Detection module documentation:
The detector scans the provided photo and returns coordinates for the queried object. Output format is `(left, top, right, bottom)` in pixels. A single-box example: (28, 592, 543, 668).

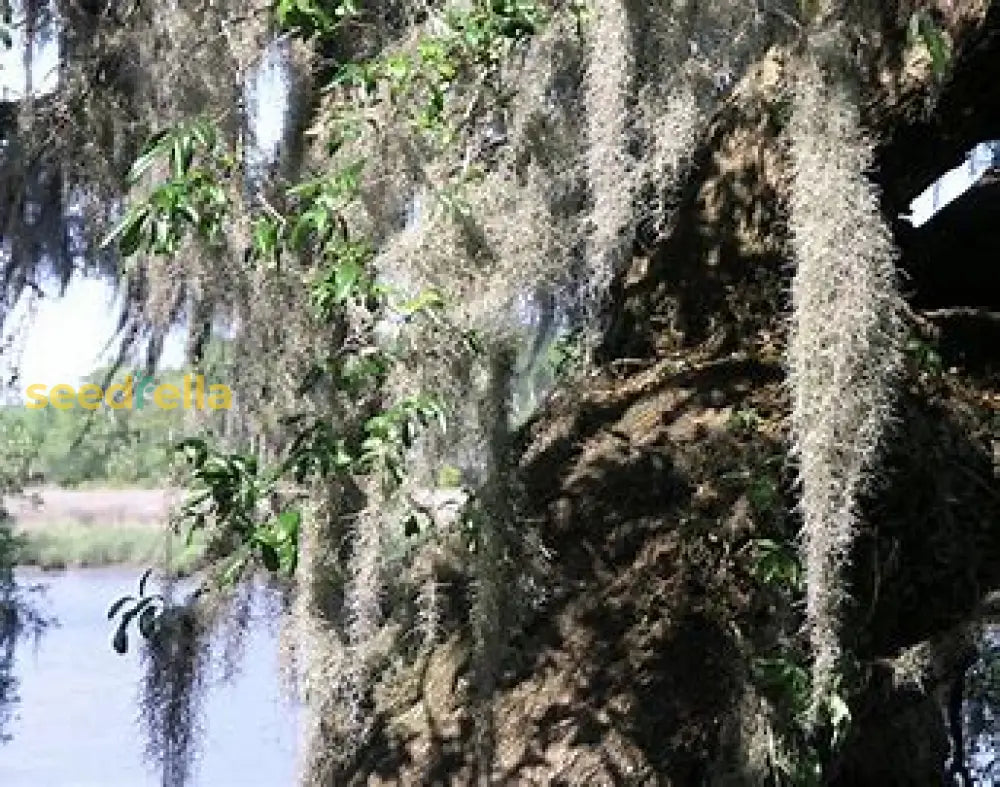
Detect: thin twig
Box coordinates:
(901, 300, 941, 338)
(765, 4, 804, 32)
(921, 307, 1000, 324)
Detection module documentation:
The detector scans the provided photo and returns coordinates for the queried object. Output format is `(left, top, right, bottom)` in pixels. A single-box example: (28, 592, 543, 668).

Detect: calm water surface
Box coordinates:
(0, 568, 298, 787)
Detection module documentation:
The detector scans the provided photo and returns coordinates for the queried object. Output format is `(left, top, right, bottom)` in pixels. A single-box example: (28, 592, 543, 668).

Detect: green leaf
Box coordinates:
(252, 217, 280, 258)
(175, 438, 208, 467)
(333, 259, 362, 302)
(396, 288, 444, 316)
(384, 54, 411, 83)
(915, 11, 951, 78)
(181, 203, 200, 227)
(189, 118, 216, 150)
(138, 567, 154, 597)
(332, 440, 354, 470)
(260, 542, 280, 572)
(286, 176, 322, 199)
(107, 595, 135, 620)
(276, 510, 301, 541)
(112, 623, 129, 654)
(100, 205, 149, 253)
(289, 214, 313, 250)
(221, 553, 247, 585)
(128, 129, 171, 184)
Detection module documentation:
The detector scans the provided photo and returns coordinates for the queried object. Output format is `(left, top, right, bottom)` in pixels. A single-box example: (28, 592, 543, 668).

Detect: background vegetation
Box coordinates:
(0, 344, 233, 488)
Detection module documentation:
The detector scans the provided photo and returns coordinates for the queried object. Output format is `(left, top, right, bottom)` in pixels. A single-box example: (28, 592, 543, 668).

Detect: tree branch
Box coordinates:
(920, 307, 1000, 324)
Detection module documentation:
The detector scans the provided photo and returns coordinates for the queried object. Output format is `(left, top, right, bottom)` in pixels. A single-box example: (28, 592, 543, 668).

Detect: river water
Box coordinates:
(0, 568, 299, 787)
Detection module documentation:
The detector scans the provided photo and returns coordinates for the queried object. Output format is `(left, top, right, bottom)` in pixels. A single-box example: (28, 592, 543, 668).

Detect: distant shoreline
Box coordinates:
(4, 488, 201, 572)
(5, 487, 180, 528)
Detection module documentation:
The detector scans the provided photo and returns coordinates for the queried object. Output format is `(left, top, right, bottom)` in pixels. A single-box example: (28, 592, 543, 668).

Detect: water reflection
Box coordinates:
(0, 568, 297, 787)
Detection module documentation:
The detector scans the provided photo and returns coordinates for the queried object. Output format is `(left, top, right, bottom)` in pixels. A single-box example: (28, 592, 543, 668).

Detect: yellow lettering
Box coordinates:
(25, 384, 48, 409)
(105, 376, 134, 410)
(153, 383, 180, 410)
(77, 384, 103, 411)
(50, 384, 76, 410)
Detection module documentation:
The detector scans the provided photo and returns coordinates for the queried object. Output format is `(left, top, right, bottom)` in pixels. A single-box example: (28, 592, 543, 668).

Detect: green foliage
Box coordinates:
(446, 0, 544, 63)
(161, 391, 448, 590)
(249, 214, 283, 265)
(253, 510, 301, 575)
(753, 651, 852, 786)
(908, 10, 952, 79)
(275, 0, 360, 38)
(755, 655, 811, 715)
(751, 537, 803, 592)
(286, 161, 364, 247)
(107, 568, 167, 654)
(728, 407, 762, 435)
(393, 287, 445, 319)
(721, 453, 783, 520)
(357, 395, 446, 489)
(437, 464, 463, 488)
(0, 405, 170, 488)
(311, 239, 374, 318)
(169, 387, 444, 581)
(325, 0, 545, 140)
(173, 438, 297, 577)
(175, 439, 261, 536)
(546, 327, 585, 381)
(747, 473, 781, 518)
(100, 118, 234, 256)
(905, 334, 943, 377)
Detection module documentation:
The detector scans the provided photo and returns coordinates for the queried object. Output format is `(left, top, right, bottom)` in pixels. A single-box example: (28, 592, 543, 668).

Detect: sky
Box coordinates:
(14, 278, 187, 391)
(904, 140, 1000, 227)
(1, 14, 288, 396)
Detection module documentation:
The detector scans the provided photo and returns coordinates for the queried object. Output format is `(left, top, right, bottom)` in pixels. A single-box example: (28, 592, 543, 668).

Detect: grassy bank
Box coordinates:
(15, 521, 205, 574)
